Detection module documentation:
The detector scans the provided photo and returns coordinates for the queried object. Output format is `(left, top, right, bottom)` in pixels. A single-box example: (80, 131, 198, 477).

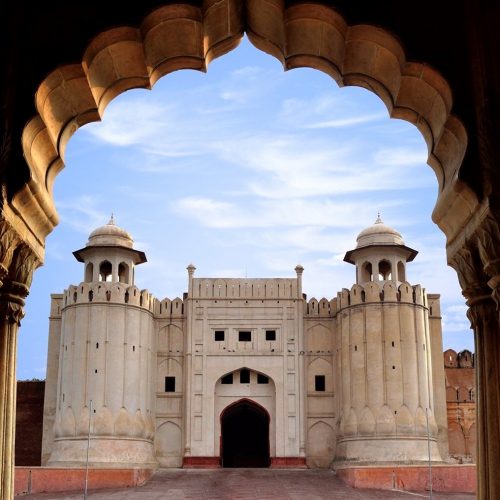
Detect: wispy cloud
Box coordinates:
(172, 196, 404, 230)
(304, 113, 387, 129)
(374, 147, 428, 166)
(57, 195, 109, 234)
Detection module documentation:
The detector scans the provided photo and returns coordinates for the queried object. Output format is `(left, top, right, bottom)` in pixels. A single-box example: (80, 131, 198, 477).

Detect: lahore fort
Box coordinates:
(2, 2, 499, 498)
(11, 216, 472, 476)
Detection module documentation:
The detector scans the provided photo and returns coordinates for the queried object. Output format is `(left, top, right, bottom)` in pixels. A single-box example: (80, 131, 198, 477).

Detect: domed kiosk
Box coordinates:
(73, 215, 146, 284)
(344, 214, 417, 284)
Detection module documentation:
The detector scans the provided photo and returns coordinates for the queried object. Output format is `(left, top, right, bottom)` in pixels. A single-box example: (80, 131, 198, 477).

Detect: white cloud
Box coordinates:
(87, 99, 168, 146)
(374, 147, 428, 166)
(172, 196, 404, 230)
(57, 196, 108, 234)
(305, 113, 387, 129)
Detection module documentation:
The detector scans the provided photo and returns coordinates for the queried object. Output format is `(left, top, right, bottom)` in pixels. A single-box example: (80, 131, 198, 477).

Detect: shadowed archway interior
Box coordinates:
(221, 399, 270, 468)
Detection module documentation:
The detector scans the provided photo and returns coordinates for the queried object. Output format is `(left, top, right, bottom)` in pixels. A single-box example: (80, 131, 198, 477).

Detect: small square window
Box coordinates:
(214, 330, 225, 341)
(221, 374, 233, 384)
(239, 330, 251, 342)
(265, 330, 276, 341)
(165, 376, 175, 392)
(257, 374, 269, 384)
(240, 369, 250, 384)
(315, 375, 325, 392)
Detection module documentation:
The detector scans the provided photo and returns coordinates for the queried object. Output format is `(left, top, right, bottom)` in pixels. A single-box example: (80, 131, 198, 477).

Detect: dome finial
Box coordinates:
(108, 213, 115, 225)
(375, 212, 383, 224)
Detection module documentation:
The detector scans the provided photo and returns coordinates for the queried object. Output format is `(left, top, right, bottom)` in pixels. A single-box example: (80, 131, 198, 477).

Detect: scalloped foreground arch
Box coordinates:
(22, 0, 476, 245)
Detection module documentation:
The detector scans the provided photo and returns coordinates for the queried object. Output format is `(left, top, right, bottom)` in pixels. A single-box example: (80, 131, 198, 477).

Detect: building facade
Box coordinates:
(444, 349, 476, 463)
(42, 216, 449, 468)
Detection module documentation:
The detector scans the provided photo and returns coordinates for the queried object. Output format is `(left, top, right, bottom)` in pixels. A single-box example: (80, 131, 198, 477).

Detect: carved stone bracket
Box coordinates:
(476, 214, 500, 311)
(0, 221, 21, 289)
(0, 226, 41, 324)
(449, 211, 500, 499)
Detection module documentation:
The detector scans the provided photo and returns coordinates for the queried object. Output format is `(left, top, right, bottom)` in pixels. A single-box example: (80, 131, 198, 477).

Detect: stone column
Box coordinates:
(452, 218, 500, 499)
(476, 215, 500, 499)
(0, 242, 37, 499)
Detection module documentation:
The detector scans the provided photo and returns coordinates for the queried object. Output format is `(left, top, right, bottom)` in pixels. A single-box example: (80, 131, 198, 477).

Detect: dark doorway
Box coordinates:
(221, 399, 270, 467)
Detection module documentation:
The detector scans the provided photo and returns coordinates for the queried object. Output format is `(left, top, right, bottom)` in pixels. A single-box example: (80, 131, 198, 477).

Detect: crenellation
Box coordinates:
(192, 277, 299, 299)
(61, 282, 157, 312)
(304, 297, 335, 317)
(335, 281, 430, 313)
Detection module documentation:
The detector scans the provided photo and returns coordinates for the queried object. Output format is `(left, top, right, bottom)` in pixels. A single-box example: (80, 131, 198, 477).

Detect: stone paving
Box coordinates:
(23, 469, 475, 500)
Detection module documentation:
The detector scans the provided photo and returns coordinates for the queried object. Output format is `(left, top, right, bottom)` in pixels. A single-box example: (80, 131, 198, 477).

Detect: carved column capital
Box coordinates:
(476, 214, 500, 310)
(0, 242, 40, 325)
(0, 221, 21, 289)
(449, 241, 492, 329)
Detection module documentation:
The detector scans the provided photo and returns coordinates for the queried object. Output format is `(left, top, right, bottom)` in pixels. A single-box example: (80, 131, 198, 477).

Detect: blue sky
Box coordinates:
(17, 36, 473, 380)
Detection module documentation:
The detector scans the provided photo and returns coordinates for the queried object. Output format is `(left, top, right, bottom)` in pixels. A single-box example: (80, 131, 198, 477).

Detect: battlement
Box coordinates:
(191, 278, 299, 299)
(304, 297, 337, 317)
(155, 297, 185, 318)
(336, 281, 428, 311)
(63, 282, 157, 313)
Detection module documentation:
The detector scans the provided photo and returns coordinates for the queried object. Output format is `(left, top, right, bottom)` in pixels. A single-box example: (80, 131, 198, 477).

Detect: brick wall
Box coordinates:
(15, 381, 45, 466)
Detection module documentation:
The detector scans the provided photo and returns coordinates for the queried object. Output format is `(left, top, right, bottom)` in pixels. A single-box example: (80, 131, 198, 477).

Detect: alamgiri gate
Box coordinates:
(41, 216, 449, 470)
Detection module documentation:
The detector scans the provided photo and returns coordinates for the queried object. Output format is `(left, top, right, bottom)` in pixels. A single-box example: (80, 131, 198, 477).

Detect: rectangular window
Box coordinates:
(240, 369, 250, 384)
(221, 374, 233, 384)
(257, 374, 269, 384)
(315, 375, 326, 392)
(165, 376, 175, 392)
(214, 330, 225, 341)
(265, 330, 276, 341)
(239, 330, 251, 342)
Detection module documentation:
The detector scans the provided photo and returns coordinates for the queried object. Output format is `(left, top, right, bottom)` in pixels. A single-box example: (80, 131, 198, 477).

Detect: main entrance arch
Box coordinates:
(221, 399, 270, 468)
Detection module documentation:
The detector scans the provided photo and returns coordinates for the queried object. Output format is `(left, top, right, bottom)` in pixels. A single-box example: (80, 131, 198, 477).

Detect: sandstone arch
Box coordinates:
(2, 2, 500, 497)
(22, 1, 476, 256)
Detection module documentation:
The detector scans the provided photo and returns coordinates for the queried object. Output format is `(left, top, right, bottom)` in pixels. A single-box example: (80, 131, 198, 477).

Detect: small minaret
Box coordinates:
(47, 217, 157, 468)
(73, 215, 146, 285)
(343, 214, 417, 285)
(335, 216, 442, 465)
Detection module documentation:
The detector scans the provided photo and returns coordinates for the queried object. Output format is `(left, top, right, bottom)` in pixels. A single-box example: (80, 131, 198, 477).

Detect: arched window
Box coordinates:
(378, 260, 392, 280)
(360, 262, 372, 282)
(85, 262, 94, 282)
(118, 262, 129, 283)
(397, 261, 406, 282)
(99, 260, 112, 282)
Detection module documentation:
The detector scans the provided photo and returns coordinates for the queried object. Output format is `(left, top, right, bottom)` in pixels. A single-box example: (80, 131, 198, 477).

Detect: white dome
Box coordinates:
(87, 216, 134, 248)
(356, 215, 404, 248)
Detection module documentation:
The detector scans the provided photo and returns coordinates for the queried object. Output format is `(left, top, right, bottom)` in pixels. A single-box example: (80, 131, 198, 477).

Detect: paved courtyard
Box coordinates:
(23, 469, 475, 499)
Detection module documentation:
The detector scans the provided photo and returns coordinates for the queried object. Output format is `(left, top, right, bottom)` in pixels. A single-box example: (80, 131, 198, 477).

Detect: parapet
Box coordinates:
(444, 348, 475, 368)
(155, 297, 185, 318)
(191, 278, 299, 299)
(304, 297, 336, 317)
(62, 282, 158, 313)
(336, 281, 428, 311)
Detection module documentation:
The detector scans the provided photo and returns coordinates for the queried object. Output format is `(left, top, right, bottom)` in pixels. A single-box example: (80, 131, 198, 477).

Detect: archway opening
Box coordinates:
(220, 399, 270, 468)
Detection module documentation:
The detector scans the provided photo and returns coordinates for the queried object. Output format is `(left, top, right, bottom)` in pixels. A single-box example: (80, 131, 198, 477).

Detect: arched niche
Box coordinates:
(359, 262, 373, 283)
(307, 421, 334, 468)
(397, 261, 406, 282)
(118, 262, 130, 284)
(155, 421, 183, 467)
(85, 262, 94, 282)
(378, 259, 392, 281)
(98, 260, 112, 282)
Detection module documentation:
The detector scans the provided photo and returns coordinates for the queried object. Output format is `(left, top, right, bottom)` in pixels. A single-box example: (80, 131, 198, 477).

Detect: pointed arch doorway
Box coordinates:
(220, 399, 270, 468)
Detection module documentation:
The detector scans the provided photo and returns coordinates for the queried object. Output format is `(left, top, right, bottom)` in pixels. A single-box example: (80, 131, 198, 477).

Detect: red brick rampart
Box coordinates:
(14, 467, 155, 496)
(336, 464, 476, 493)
